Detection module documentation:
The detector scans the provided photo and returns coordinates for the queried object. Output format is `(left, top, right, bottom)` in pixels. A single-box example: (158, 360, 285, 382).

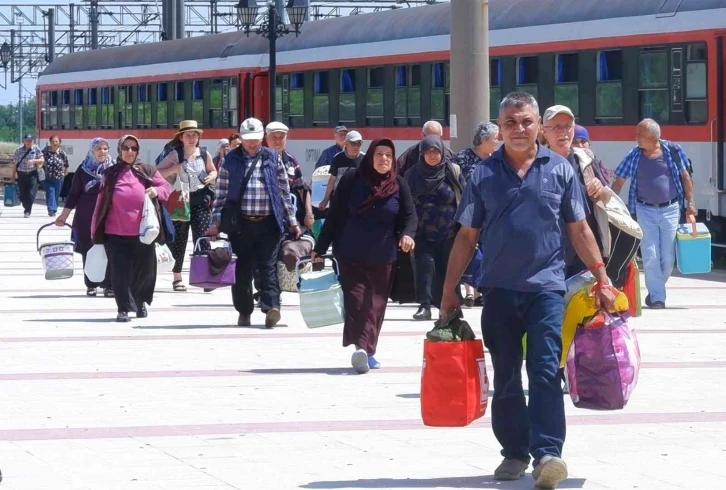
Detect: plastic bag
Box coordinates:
(156, 243, 175, 274)
(565, 310, 641, 410)
(84, 244, 108, 283)
(139, 194, 160, 245)
(421, 338, 488, 426)
(426, 309, 476, 342)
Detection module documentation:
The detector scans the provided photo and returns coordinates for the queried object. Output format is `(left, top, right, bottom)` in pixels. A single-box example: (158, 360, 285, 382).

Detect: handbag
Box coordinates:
(296, 255, 345, 328)
(421, 336, 488, 427)
(220, 151, 263, 235)
(165, 173, 191, 222)
(139, 194, 160, 245)
(37, 167, 46, 181)
(3, 184, 21, 207)
(156, 243, 175, 274)
(565, 309, 641, 410)
(189, 237, 236, 289)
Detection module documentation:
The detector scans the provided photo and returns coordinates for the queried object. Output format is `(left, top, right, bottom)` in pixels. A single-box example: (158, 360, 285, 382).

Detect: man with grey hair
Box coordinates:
(397, 120, 454, 176)
(454, 121, 499, 182)
(611, 118, 696, 309)
(440, 92, 615, 488)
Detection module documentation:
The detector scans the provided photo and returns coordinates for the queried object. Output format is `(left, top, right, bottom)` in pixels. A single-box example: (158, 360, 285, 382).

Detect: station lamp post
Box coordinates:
(236, 0, 307, 122)
(0, 41, 10, 89)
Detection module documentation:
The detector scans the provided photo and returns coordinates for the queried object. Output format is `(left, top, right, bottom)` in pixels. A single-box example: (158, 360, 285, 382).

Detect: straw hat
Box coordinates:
(176, 120, 203, 137)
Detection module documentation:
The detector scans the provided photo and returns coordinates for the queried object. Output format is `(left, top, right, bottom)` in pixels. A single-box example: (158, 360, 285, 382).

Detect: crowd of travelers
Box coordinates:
(8, 89, 698, 489)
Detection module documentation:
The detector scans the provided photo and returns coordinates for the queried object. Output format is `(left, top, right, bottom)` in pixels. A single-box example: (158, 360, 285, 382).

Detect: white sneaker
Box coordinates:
(533, 455, 568, 489)
(351, 349, 370, 374)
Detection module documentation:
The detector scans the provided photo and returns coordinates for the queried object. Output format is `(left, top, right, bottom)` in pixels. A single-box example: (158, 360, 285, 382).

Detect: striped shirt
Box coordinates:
(13, 145, 43, 173)
(614, 140, 688, 214)
(212, 149, 298, 227)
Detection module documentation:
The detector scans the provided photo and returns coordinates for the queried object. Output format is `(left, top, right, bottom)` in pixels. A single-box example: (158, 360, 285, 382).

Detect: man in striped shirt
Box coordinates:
(208, 118, 301, 328)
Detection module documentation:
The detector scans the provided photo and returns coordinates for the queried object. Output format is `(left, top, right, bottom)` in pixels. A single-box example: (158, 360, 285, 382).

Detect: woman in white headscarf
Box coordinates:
(214, 138, 229, 170)
(55, 137, 115, 297)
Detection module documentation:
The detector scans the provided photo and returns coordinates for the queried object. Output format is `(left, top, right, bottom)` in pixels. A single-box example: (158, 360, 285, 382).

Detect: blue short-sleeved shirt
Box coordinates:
(455, 144, 588, 292)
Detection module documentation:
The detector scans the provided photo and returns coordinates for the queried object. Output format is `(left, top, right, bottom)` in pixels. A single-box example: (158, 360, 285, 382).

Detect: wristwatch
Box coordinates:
(685, 199, 696, 209)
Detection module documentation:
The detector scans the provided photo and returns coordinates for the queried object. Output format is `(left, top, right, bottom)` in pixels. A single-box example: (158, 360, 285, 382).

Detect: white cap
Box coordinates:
(240, 118, 265, 140)
(345, 130, 363, 143)
(543, 105, 575, 122)
(265, 121, 289, 134)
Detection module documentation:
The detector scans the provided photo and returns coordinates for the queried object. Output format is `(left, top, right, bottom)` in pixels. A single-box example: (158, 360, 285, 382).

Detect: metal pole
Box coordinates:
(69, 3, 75, 52)
(449, 0, 489, 152)
(90, 0, 99, 49)
(9, 29, 14, 86)
(268, 6, 277, 123)
(176, 0, 185, 39)
(168, 0, 176, 40)
(17, 23, 22, 143)
(47, 8, 55, 63)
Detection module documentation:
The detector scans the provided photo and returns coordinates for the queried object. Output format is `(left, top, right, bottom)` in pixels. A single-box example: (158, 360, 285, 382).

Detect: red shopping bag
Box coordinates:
(420, 339, 489, 427)
(621, 260, 642, 318)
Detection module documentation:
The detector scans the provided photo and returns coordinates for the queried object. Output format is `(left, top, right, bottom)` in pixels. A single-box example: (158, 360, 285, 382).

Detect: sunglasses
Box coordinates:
(121, 145, 139, 152)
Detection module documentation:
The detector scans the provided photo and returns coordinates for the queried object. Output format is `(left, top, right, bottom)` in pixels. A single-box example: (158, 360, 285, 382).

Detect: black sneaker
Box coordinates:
(136, 305, 148, 318)
(650, 301, 665, 309)
(413, 307, 432, 321)
(116, 312, 130, 323)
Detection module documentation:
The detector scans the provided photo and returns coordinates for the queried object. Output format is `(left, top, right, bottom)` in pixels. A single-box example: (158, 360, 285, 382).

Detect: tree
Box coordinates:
(0, 97, 37, 143)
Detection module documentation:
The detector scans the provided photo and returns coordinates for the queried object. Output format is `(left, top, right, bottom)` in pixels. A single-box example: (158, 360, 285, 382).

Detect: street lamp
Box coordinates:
(0, 41, 10, 68)
(236, 0, 308, 122)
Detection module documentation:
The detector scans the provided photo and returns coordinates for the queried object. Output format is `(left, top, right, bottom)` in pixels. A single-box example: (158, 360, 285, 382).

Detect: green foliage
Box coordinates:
(0, 97, 37, 143)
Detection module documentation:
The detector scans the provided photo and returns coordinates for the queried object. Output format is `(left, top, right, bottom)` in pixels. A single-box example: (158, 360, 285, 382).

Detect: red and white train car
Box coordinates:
(36, 0, 726, 241)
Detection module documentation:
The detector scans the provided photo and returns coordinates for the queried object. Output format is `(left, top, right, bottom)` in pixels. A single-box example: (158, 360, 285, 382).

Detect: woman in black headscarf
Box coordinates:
(406, 134, 465, 321)
(311, 138, 417, 374)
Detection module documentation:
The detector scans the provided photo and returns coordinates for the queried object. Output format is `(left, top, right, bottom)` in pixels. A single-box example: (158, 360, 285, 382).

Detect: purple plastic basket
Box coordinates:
(188, 238, 236, 289)
(565, 311, 641, 411)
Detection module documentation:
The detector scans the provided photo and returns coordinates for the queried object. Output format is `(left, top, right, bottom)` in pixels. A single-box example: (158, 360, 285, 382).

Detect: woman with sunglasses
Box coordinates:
(91, 135, 171, 322)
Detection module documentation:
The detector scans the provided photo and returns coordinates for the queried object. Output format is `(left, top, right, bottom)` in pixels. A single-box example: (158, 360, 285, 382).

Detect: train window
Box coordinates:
(117, 85, 133, 129)
(555, 53, 578, 116)
(192, 80, 204, 125)
(157, 83, 168, 128)
(73, 89, 83, 129)
(339, 69, 356, 123)
(137, 84, 152, 128)
(40, 92, 49, 130)
(431, 62, 446, 122)
(685, 43, 707, 124)
(490, 59, 502, 119)
(367, 67, 384, 126)
(289, 72, 304, 127)
(228, 77, 238, 128)
(210, 79, 224, 128)
(48, 91, 58, 130)
(596, 50, 623, 123)
(516, 56, 538, 99)
(394, 65, 421, 127)
(61, 90, 71, 129)
(87, 88, 98, 129)
(314, 71, 329, 125)
(174, 82, 185, 126)
(639, 49, 669, 123)
(101, 87, 114, 128)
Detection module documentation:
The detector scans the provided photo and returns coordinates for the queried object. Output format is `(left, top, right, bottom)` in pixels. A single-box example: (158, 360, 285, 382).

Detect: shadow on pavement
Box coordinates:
(246, 367, 359, 376)
(300, 475, 586, 489)
(132, 324, 289, 330)
(24, 318, 119, 323)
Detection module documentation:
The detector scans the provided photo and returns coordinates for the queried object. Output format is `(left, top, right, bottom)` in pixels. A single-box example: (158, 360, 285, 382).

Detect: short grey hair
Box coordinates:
(422, 120, 443, 136)
(473, 121, 499, 147)
(499, 92, 540, 117)
(640, 118, 661, 138)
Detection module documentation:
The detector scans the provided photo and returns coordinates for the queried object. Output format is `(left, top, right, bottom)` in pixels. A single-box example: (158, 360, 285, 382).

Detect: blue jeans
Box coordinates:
(480, 288, 566, 465)
(43, 177, 63, 213)
(636, 202, 679, 303)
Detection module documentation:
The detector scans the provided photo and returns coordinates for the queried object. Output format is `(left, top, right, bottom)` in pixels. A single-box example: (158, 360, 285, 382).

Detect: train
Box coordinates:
(36, 0, 726, 243)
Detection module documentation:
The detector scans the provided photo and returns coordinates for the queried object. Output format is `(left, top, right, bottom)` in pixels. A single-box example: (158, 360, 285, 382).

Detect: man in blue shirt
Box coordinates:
(314, 126, 348, 169)
(440, 92, 615, 489)
(611, 119, 696, 309)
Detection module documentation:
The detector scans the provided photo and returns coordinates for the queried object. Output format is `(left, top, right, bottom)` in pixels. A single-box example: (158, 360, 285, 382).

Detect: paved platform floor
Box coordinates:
(1, 203, 726, 490)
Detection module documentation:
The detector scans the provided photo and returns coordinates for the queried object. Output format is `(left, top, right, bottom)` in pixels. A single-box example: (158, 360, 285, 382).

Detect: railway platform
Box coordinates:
(1, 203, 725, 490)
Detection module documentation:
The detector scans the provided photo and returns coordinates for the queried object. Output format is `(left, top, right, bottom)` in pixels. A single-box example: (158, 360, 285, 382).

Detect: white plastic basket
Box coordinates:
(36, 223, 75, 280)
(295, 255, 344, 328)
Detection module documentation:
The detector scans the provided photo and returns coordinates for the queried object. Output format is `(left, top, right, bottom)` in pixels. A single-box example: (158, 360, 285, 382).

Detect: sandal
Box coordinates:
(86, 288, 97, 297)
(103, 288, 114, 298)
(172, 280, 187, 292)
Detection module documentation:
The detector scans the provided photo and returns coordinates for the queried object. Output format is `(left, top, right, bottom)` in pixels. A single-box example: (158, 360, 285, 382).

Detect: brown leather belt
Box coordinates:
(241, 215, 270, 222)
